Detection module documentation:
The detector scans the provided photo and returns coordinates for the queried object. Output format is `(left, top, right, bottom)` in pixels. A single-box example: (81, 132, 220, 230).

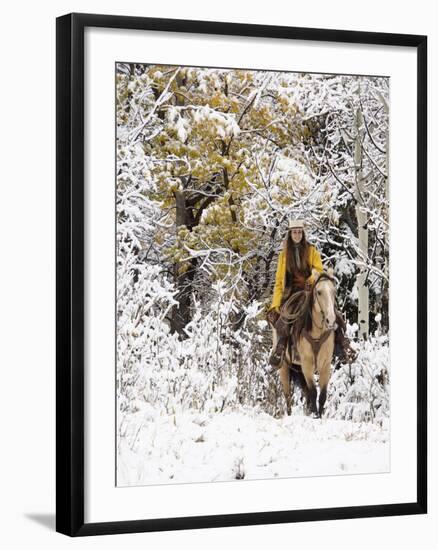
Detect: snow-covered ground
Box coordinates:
(117, 406, 389, 486)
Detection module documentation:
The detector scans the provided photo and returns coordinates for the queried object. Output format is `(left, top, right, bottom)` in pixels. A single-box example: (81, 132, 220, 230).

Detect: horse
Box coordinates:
(275, 268, 337, 418)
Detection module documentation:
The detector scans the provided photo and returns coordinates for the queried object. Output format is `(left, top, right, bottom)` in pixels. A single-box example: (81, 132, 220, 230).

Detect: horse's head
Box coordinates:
(311, 268, 337, 331)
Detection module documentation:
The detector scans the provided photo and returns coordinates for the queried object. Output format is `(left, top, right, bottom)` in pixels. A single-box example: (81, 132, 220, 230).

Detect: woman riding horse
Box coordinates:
(266, 219, 349, 370)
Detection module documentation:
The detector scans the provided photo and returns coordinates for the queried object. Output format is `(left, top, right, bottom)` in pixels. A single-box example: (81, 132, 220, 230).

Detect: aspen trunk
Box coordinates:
(354, 109, 369, 340)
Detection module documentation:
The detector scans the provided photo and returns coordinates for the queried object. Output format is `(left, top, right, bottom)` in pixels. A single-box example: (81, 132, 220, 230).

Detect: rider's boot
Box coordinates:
(268, 336, 287, 367)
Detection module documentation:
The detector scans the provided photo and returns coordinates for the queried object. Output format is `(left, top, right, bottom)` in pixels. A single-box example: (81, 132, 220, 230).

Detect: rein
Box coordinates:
(312, 294, 325, 330)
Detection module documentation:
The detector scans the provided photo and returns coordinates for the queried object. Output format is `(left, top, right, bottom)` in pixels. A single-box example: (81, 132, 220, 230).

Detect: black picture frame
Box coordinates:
(56, 12, 427, 537)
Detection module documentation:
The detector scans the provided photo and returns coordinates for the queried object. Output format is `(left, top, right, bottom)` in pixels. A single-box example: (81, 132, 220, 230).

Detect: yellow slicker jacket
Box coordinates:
(269, 244, 324, 312)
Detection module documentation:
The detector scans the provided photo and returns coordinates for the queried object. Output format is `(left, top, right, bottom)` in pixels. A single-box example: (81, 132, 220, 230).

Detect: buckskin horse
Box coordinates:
(275, 268, 338, 417)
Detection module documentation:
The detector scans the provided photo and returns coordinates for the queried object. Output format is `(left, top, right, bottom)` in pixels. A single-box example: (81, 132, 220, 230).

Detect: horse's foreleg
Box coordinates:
(318, 360, 332, 418)
(306, 384, 317, 416)
(279, 362, 292, 416)
(301, 355, 317, 416)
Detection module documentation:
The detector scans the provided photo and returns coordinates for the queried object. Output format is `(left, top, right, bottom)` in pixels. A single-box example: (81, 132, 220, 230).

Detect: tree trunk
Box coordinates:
(354, 108, 369, 340)
(170, 190, 197, 336)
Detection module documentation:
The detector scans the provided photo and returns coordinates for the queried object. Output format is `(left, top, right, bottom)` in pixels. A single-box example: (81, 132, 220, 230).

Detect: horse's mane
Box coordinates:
(280, 272, 336, 342)
(291, 292, 313, 342)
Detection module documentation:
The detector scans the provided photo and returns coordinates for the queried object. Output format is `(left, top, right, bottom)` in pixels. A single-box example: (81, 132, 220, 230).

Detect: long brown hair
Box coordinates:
(284, 229, 311, 284)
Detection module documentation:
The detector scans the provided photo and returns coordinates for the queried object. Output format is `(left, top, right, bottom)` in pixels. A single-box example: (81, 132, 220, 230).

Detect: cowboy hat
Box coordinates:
(288, 219, 305, 229)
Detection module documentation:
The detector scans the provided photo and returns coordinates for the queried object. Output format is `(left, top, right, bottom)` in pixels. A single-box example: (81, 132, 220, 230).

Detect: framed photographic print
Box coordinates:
(56, 12, 427, 536)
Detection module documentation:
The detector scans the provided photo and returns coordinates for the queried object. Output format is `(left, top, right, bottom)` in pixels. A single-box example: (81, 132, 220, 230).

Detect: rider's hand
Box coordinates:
(267, 309, 280, 326)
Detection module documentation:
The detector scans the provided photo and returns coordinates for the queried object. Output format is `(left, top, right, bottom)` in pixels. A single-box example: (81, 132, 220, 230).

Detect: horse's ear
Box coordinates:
(327, 267, 334, 278)
(312, 268, 321, 281)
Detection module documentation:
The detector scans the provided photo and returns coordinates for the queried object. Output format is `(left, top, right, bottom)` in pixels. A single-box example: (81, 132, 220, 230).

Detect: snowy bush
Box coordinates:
(326, 329, 390, 423)
(117, 273, 274, 419)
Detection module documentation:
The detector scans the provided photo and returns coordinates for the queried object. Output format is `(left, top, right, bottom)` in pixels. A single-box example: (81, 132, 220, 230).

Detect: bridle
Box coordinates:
(310, 274, 337, 331)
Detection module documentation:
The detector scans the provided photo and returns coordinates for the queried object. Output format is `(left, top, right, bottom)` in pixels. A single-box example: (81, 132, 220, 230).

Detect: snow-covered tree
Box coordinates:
(115, 65, 390, 478)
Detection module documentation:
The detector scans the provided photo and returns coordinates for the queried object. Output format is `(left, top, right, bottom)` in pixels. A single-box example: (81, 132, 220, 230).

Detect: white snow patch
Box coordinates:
(117, 407, 389, 486)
